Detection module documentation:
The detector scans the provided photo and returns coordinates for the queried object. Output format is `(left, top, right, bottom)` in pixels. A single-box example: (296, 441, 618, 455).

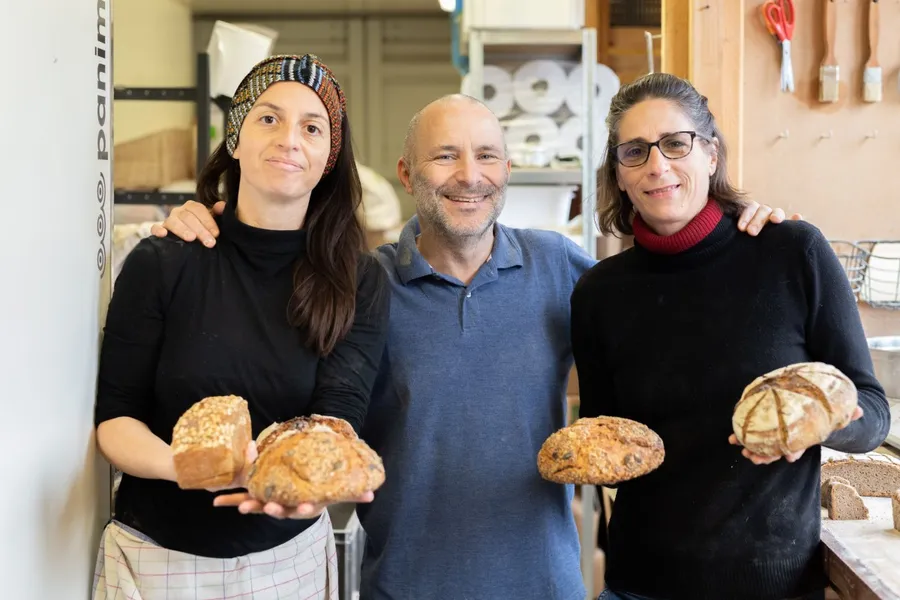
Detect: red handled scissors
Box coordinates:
(763, 0, 794, 42)
(761, 0, 795, 92)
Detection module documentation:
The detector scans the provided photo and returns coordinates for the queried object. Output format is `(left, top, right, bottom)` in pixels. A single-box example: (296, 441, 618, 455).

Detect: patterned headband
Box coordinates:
(225, 54, 346, 175)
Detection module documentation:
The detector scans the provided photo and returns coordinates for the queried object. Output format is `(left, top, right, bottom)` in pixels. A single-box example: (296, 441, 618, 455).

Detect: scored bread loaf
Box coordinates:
(171, 395, 252, 490)
(537, 416, 665, 486)
(827, 481, 869, 520)
(247, 416, 385, 506)
(820, 454, 900, 498)
(731, 362, 858, 457)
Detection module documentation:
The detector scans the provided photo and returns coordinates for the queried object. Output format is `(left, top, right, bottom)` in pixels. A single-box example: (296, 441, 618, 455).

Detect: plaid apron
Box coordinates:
(92, 511, 338, 600)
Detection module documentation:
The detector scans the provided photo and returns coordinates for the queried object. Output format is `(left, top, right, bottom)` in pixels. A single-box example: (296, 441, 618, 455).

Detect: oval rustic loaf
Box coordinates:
(537, 416, 665, 486)
(732, 362, 858, 457)
(247, 420, 385, 506)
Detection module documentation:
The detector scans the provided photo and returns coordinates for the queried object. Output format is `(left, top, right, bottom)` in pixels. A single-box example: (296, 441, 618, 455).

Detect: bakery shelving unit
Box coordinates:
(113, 51, 213, 205)
(466, 26, 599, 599)
(465, 27, 599, 260)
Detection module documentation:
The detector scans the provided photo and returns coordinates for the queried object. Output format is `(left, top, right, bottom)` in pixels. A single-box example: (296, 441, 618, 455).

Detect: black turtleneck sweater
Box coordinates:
(95, 201, 390, 558)
(570, 205, 890, 600)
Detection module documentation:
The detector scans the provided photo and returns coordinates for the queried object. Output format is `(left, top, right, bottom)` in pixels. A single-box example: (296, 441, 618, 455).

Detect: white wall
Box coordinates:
(113, 0, 194, 143)
(0, 0, 112, 598)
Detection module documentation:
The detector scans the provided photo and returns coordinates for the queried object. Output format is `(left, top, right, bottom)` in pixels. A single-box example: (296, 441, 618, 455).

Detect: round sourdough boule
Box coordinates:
(732, 362, 858, 457)
(256, 414, 358, 455)
(247, 429, 385, 506)
(537, 416, 665, 485)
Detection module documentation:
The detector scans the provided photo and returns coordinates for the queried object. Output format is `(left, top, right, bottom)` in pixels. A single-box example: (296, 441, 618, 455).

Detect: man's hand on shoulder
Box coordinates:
(737, 201, 803, 236)
(150, 200, 225, 247)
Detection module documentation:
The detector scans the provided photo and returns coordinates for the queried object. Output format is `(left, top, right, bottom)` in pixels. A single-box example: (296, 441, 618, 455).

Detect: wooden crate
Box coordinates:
(113, 128, 194, 190)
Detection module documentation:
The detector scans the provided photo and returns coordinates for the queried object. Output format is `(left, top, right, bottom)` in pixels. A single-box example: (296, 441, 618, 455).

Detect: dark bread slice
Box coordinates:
(821, 475, 851, 509)
(820, 455, 900, 497)
(827, 482, 869, 520)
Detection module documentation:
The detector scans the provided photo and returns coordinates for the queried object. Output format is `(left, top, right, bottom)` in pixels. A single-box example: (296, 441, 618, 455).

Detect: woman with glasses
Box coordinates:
(572, 73, 890, 600)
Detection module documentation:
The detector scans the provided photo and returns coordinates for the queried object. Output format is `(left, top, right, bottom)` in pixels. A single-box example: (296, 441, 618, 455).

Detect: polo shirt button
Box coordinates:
(466, 292, 472, 298)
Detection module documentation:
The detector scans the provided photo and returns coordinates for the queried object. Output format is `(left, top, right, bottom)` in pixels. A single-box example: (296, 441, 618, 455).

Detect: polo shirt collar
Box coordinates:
(394, 215, 524, 285)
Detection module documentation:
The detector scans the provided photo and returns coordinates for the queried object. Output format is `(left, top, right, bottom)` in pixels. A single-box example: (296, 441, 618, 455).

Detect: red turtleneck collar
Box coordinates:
(632, 199, 724, 255)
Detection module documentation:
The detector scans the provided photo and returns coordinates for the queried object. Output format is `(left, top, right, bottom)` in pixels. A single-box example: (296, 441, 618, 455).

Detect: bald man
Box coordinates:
(150, 94, 794, 600)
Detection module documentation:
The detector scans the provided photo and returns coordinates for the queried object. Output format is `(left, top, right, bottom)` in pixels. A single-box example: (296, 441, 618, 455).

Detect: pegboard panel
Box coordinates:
(741, 0, 900, 241)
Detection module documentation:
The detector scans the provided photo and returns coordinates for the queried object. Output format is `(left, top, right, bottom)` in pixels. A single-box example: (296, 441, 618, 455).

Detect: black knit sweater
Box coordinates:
(570, 212, 890, 600)
(95, 201, 390, 558)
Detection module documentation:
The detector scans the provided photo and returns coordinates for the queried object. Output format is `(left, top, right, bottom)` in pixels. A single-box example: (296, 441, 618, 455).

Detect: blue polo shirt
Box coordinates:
(358, 216, 597, 600)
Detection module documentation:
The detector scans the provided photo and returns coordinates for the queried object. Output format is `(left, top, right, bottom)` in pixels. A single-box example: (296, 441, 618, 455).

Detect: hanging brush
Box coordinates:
(819, 0, 839, 103)
(863, 0, 882, 103)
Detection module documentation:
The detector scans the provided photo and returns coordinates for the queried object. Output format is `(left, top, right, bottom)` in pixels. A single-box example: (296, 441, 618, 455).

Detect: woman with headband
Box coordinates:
(92, 54, 390, 599)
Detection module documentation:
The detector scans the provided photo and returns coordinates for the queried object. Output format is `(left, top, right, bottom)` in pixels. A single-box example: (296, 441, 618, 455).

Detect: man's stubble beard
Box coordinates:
(410, 169, 506, 244)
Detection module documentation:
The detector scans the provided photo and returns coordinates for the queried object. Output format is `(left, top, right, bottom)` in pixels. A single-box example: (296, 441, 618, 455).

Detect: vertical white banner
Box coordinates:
(97, 0, 113, 328)
(97, 0, 116, 527)
(0, 0, 113, 597)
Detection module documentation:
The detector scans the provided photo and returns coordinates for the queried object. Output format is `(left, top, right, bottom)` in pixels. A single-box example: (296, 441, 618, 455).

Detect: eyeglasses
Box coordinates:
(612, 131, 707, 168)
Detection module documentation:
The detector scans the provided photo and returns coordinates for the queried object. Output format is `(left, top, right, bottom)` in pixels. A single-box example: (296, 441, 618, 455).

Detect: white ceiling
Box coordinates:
(184, 0, 443, 15)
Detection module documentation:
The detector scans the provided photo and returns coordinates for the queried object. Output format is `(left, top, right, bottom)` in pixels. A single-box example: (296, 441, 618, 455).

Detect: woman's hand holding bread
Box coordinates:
(213, 489, 375, 520)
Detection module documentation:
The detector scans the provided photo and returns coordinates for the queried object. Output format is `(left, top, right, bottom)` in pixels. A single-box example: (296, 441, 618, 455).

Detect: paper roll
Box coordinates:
(513, 60, 568, 116)
(504, 115, 561, 168)
(566, 63, 620, 116)
(461, 65, 515, 118)
(558, 116, 609, 169)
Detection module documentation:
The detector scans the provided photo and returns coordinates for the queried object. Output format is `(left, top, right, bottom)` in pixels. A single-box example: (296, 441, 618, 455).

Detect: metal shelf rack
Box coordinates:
(112, 52, 212, 205)
(466, 26, 600, 600)
(465, 27, 599, 261)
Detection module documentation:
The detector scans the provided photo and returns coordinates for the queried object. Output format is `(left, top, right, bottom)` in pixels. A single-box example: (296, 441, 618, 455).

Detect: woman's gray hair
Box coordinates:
(597, 72, 746, 236)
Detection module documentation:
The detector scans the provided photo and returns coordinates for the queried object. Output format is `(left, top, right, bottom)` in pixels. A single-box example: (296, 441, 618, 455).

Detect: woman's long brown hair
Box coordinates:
(195, 116, 366, 356)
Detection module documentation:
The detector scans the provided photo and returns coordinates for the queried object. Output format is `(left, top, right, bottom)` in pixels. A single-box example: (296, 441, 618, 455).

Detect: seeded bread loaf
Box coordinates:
(256, 414, 357, 455)
(820, 455, 900, 497)
(892, 489, 900, 532)
(821, 475, 851, 509)
(171, 395, 252, 490)
(732, 362, 858, 457)
(827, 481, 870, 520)
(247, 421, 385, 506)
(537, 416, 665, 486)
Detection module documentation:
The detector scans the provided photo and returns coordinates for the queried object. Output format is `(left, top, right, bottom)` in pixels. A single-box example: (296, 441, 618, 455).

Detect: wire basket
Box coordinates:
(829, 240, 900, 309)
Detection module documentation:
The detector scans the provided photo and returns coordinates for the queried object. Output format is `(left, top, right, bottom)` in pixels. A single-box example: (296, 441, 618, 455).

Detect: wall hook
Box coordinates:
(865, 130, 879, 139)
(819, 130, 833, 140)
(699, 4, 710, 10)
(777, 129, 790, 139)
